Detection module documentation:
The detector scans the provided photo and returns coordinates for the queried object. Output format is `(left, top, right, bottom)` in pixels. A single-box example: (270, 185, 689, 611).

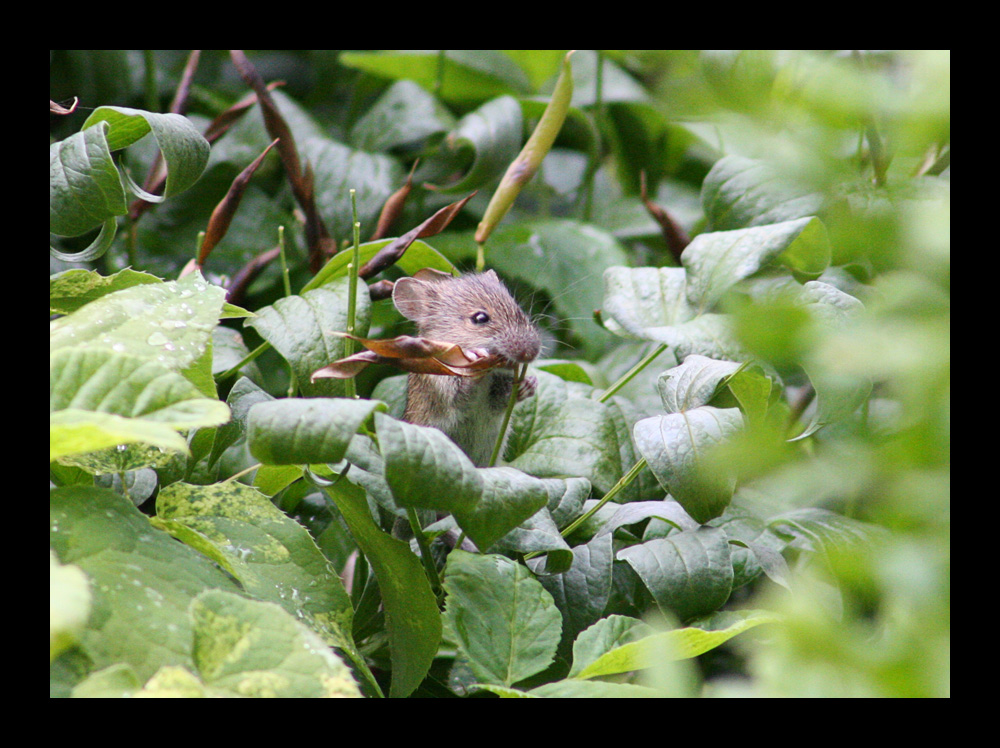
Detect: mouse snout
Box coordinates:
(504, 330, 541, 364)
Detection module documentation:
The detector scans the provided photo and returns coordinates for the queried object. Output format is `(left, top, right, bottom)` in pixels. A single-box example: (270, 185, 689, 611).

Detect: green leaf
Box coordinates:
(376, 411, 483, 511)
(50, 551, 92, 662)
(535, 533, 614, 649)
(49, 122, 126, 237)
(152, 482, 364, 681)
(299, 135, 404, 242)
(683, 217, 832, 313)
(571, 610, 779, 679)
(50, 409, 190, 461)
(50, 348, 230, 462)
(796, 281, 873, 439)
(339, 50, 530, 104)
(246, 277, 370, 398)
(508, 371, 624, 494)
(247, 398, 386, 465)
(350, 79, 456, 152)
(82, 106, 209, 198)
(49, 486, 241, 681)
(568, 614, 655, 677)
(656, 354, 742, 413)
(376, 413, 549, 550)
(702, 155, 825, 231)
(600, 266, 747, 362)
(321, 478, 440, 699)
(725, 365, 773, 427)
(302, 239, 457, 293)
(436, 95, 523, 193)
(617, 526, 734, 620)
(633, 407, 744, 523)
(460, 467, 550, 552)
(49, 268, 164, 316)
(188, 590, 361, 697)
(769, 507, 886, 555)
(444, 550, 561, 687)
(49, 272, 227, 371)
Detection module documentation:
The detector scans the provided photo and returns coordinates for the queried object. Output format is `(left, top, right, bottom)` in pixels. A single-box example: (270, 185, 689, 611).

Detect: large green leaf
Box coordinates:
(570, 610, 779, 679)
(600, 266, 746, 362)
(535, 533, 614, 650)
(151, 481, 365, 684)
(49, 122, 125, 238)
(444, 550, 561, 687)
(49, 486, 241, 681)
(246, 277, 370, 398)
(702, 155, 825, 231)
(436, 95, 523, 193)
(682, 217, 831, 313)
(49, 348, 230, 462)
(321, 477, 440, 699)
(633, 407, 744, 523)
(655, 354, 742, 413)
(187, 591, 361, 697)
(617, 526, 734, 620)
(350, 79, 456, 152)
(72, 591, 361, 697)
(247, 397, 386, 465)
(339, 50, 531, 104)
(49, 268, 163, 315)
(508, 371, 623, 494)
(376, 413, 548, 550)
(50, 271, 226, 370)
(796, 281, 873, 439)
(82, 106, 209, 199)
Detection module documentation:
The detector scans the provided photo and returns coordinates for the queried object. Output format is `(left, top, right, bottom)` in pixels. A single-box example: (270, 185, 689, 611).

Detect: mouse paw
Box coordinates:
(517, 375, 538, 402)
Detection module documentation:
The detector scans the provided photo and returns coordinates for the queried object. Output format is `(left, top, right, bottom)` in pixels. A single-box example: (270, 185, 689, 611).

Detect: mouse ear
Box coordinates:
(392, 277, 428, 320)
(412, 268, 454, 284)
(482, 269, 499, 283)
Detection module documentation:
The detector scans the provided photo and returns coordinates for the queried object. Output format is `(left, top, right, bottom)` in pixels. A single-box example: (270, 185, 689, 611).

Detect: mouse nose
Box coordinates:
(510, 332, 541, 363)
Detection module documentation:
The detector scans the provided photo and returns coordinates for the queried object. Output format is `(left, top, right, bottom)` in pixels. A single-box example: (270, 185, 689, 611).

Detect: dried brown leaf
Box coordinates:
(358, 192, 476, 279)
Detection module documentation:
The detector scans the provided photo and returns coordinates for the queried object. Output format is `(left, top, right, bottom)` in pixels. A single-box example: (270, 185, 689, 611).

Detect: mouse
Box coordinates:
(392, 268, 542, 467)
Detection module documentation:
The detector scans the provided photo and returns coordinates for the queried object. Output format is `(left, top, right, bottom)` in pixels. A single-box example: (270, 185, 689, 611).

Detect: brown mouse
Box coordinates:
(393, 268, 542, 466)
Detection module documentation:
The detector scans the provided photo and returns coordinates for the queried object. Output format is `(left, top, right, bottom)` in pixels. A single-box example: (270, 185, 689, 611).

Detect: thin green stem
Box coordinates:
(598, 343, 668, 403)
(214, 341, 270, 382)
(224, 463, 262, 483)
(475, 241, 486, 273)
(407, 507, 443, 595)
(345, 191, 362, 399)
(489, 363, 527, 467)
(525, 457, 647, 560)
(277, 225, 291, 298)
(142, 50, 158, 113)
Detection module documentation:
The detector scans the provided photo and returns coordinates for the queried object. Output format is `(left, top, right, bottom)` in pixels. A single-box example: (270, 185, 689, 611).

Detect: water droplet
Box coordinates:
(147, 332, 169, 346)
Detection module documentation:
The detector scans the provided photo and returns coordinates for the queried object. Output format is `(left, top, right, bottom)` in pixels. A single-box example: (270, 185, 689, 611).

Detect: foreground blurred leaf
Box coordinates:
(50, 486, 241, 681)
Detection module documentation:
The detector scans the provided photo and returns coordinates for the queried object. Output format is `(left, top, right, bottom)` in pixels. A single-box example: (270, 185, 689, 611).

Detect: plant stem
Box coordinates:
(407, 507, 442, 595)
(598, 343, 667, 403)
(345, 191, 361, 399)
(277, 225, 291, 298)
(488, 363, 527, 467)
(524, 457, 647, 560)
(214, 341, 270, 382)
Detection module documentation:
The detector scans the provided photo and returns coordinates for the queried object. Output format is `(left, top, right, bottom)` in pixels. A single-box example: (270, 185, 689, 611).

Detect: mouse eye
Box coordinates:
(471, 311, 490, 325)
